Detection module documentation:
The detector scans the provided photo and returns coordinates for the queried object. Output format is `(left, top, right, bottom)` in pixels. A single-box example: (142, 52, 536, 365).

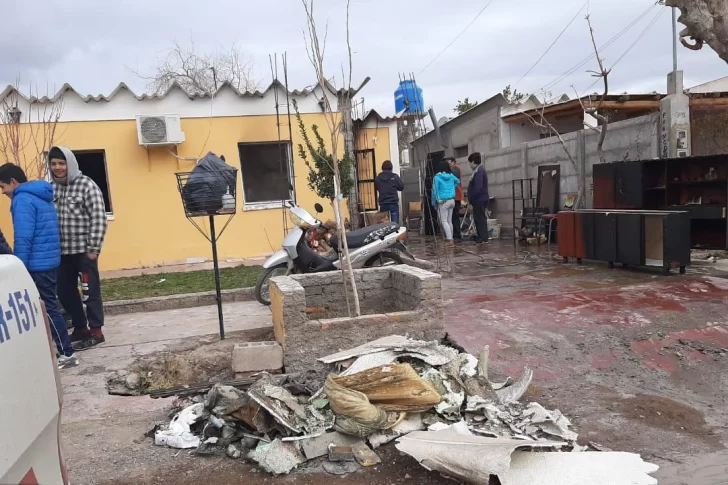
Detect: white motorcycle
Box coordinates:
(255, 202, 414, 305)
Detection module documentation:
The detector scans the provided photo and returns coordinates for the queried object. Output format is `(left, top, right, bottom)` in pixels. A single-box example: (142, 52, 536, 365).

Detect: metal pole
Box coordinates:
(672, 7, 678, 71)
(209, 215, 225, 340)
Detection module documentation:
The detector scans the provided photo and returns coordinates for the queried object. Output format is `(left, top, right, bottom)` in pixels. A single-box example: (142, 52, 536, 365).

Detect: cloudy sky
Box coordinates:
(2, 0, 726, 118)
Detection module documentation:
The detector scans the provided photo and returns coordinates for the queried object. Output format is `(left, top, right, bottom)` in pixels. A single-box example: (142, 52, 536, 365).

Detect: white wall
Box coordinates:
(1, 83, 335, 123)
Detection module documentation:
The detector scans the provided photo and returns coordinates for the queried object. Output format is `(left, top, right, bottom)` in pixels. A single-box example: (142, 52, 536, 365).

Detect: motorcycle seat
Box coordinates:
(330, 222, 400, 249)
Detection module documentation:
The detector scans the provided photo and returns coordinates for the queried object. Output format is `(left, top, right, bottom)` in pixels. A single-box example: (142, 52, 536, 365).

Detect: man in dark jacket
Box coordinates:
(0, 226, 11, 254)
(0, 163, 77, 368)
(374, 160, 404, 224)
(467, 152, 490, 243)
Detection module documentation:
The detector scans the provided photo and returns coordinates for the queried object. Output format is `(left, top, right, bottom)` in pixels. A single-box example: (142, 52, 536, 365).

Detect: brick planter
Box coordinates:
(269, 266, 445, 372)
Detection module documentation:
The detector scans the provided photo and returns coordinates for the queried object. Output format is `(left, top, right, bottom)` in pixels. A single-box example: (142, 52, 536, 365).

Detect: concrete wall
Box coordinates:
(482, 113, 660, 234)
(410, 94, 508, 167)
(270, 266, 444, 372)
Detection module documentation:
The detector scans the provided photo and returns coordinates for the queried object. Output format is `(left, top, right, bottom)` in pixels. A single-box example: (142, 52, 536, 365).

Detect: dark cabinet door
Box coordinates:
(594, 213, 617, 262)
(664, 212, 691, 266)
(615, 162, 643, 209)
(617, 214, 645, 265)
(593, 163, 616, 209)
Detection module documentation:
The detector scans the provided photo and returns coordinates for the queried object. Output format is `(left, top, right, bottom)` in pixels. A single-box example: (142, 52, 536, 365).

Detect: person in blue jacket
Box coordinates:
(431, 161, 461, 247)
(0, 226, 11, 254)
(0, 163, 77, 369)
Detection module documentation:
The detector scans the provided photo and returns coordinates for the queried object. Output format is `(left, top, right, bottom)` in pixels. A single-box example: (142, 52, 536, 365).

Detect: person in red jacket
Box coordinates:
(446, 157, 463, 241)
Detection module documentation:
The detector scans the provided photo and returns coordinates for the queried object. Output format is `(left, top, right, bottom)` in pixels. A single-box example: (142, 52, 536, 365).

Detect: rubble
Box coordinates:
(148, 334, 658, 483)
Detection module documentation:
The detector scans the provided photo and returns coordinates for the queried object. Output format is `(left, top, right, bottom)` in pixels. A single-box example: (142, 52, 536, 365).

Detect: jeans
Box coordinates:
(380, 203, 400, 225)
(57, 254, 104, 330)
(452, 200, 462, 240)
(472, 201, 489, 241)
(31, 270, 74, 357)
(437, 199, 456, 240)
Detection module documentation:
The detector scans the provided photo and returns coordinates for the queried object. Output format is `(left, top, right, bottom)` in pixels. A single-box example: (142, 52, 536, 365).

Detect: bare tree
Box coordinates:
(134, 38, 260, 95)
(301, 0, 362, 316)
(666, 1, 728, 63)
(523, 16, 610, 209)
(0, 80, 64, 180)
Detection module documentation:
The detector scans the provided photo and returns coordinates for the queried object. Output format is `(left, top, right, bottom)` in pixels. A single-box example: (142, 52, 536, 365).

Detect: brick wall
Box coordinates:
(270, 266, 445, 372)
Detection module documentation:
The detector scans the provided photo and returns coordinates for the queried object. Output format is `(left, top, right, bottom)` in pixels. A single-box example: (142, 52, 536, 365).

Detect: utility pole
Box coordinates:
(672, 7, 678, 72)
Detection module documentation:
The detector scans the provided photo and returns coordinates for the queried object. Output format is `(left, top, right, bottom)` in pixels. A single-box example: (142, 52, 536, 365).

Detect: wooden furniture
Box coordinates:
(406, 201, 422, 231)
(558, 209, 691, 274)
(592, 155, 728, 249)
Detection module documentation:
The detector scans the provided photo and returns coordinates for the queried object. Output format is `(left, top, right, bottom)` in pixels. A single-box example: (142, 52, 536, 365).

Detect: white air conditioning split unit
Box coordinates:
(135, 115, 185, 146)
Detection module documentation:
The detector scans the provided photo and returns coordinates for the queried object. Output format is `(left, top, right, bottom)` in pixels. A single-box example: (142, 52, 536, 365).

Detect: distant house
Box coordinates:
(0, 80, 397, 271)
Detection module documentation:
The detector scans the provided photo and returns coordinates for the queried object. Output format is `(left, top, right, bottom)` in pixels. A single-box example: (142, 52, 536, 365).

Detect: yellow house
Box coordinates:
(0, 81, 401, 271)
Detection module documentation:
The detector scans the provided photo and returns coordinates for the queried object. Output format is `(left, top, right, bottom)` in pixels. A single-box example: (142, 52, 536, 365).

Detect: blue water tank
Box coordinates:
(394, 80, 424, 114)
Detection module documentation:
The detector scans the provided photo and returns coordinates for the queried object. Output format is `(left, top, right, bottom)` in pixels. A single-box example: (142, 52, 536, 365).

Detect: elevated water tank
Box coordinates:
(394, 80, 424, 114)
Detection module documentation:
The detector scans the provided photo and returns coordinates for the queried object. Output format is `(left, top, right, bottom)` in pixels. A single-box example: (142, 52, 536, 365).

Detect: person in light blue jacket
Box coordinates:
(0, 163, 77, 369)
(431, 162, 461, 246)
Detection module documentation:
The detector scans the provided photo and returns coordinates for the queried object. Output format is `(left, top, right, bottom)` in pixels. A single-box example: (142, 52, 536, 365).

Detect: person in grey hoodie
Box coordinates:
(48, 146, 109, 350)
(374, 160, 404, 224)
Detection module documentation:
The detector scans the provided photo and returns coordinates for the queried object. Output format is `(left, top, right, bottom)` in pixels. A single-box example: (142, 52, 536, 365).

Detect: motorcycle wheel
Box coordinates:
(255, 264, 290, 306)
(364, 251, 403, 267)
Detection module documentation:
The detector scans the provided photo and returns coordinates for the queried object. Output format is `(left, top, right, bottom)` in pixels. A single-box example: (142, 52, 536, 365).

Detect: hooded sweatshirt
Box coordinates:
(374, 169, 405, 206)
(48, 146, 108, 255)
(10, 181, 61, 271)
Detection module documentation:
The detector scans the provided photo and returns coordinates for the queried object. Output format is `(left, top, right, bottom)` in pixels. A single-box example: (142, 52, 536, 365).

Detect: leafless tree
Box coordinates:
(301, 0, 362, 316)
(133, 38, 260, 95)
(0, 80, 64, 180)
(666, 1, 728, 63)
(522, 15, 610, 209)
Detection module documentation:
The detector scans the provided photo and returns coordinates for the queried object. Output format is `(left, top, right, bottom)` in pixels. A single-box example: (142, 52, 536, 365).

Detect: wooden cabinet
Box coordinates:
(593, 163, 615, 209)
(590, 155, 728, 249)
(615, 162, 643, 209)
(558, 210, 691, 273)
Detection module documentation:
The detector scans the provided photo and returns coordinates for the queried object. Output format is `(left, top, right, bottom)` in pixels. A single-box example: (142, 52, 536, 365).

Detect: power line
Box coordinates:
(513, 1, 589, 89)
(541, 2, 658, 93)
(417, 0, 496, 77)
(581, 7, 666, 94)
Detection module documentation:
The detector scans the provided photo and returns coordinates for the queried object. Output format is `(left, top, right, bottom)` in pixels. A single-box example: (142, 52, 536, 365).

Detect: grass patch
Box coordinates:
(102, 265, 263, 301)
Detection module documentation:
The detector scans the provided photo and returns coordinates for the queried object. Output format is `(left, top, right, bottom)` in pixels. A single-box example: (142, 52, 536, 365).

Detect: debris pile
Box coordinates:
(151, 335, 659, 484)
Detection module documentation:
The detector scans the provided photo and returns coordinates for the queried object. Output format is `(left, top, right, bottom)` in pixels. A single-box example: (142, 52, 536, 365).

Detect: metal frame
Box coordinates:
(237, 141, 294, 208)
(354, 148, 378, 212)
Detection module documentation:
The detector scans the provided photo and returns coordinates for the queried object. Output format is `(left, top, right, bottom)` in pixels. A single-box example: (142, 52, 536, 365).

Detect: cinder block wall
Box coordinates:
(270, 266, 445, 372)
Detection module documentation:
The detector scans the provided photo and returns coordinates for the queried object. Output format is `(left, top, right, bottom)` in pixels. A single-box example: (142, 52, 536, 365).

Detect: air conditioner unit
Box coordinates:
(136, 115, 185, 146)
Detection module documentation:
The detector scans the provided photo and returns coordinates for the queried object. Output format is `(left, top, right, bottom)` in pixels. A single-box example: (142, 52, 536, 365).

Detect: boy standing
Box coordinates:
(47, 146, 108, 350)
(0, 163, 77, 368)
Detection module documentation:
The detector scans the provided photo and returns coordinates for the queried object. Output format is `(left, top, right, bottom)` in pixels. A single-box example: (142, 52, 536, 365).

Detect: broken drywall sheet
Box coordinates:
(501, 451, 659, 485)
(395, 431, 563, 484)
(247, 439, 306, 475)
(320, 336, 458, 370)
(368, 413, 425, 449)
(495, 368, 533, 404)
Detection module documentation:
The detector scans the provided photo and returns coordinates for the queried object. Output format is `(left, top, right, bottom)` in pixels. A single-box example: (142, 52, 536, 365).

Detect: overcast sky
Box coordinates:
(2, 0, 726, 118)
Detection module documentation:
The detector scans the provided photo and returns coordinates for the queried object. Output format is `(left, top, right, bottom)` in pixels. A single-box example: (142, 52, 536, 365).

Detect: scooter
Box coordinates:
(254, 202, 414, 305)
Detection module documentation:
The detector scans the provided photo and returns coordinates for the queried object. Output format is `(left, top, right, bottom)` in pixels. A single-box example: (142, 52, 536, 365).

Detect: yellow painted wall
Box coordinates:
(0, 112, 367, 271)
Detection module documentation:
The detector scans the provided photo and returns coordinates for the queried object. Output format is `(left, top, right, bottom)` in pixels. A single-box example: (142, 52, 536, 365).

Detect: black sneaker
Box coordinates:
(72, 333, 106, 351)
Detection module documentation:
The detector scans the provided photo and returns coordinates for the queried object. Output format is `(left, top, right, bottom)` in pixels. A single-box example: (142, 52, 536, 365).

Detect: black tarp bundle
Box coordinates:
(182, 152, 237, 214)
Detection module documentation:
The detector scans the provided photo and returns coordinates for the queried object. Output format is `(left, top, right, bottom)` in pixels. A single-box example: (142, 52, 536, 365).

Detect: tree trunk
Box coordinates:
(667, 1, 728, 63)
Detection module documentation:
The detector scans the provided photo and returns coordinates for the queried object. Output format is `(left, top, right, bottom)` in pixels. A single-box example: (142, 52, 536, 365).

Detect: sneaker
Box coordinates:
(72, 333, 105, 351)
(70, 328, 91, 343)
(58, 354, 79, 369)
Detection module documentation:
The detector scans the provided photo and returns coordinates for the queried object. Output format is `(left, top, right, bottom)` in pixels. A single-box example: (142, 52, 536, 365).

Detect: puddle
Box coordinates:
(654, 451, 728, 484)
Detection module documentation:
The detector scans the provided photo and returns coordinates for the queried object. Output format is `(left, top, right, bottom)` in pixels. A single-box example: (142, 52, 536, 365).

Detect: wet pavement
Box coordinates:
(62, 236, 728, 484)
(408, 236, 728, 479)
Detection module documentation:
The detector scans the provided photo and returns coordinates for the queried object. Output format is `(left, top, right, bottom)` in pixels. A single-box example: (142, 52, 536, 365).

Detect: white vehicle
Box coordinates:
(255, 202, 414, 305)
(0, 255, 69, 485)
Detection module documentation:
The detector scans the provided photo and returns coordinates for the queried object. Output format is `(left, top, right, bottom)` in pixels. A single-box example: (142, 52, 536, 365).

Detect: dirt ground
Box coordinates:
(61, 239, 728, 484)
